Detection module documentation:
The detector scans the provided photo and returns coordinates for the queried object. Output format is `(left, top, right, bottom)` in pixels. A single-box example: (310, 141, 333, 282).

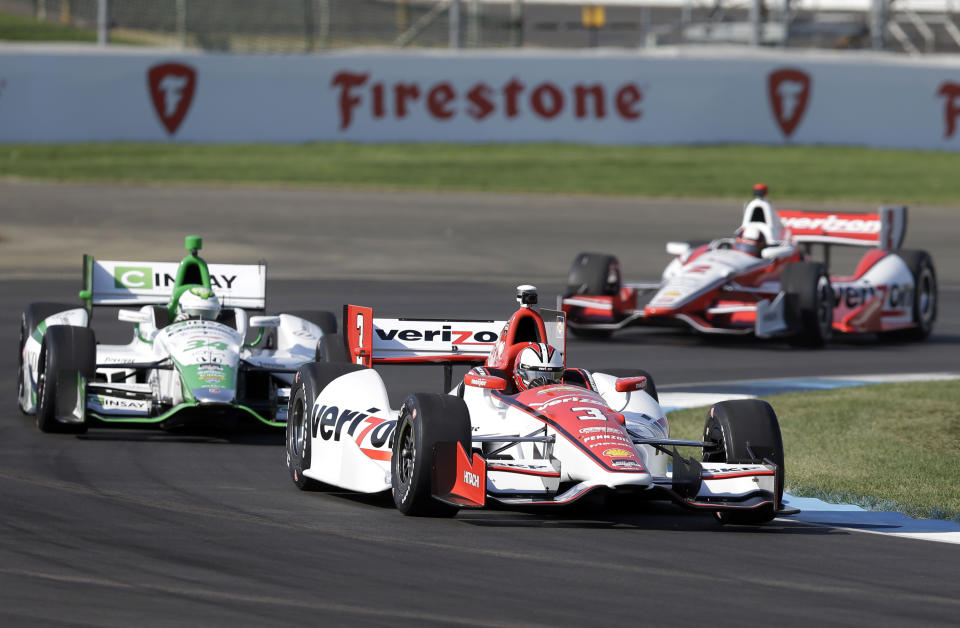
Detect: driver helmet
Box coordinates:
(514, 343, 563, 391)
(176, 286, 221, 321)
(733, 226, 767, 257)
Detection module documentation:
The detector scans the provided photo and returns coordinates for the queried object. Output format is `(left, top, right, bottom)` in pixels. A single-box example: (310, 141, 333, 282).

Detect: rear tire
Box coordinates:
(286, 362, 365, 490)
(36, 326, 96, 434)
(566, 252, 621, 296)
(315, 332, 350, 363)
(392, 393, 472, 517)
(783, 262, 833, 347)
(702, 399, 784, 524)
(601, 368, 658, 402)
(886, 250, 937, 341)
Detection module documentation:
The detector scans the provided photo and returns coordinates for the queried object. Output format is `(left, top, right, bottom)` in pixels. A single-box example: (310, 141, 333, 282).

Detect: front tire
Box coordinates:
(392, 393, 472, 517)
(702, 399, 784, 524)
(286, 362, 365, 490)
(36, 326, 96, 434)
(19, 303, 78, 414)
(783, 262, 833, 347)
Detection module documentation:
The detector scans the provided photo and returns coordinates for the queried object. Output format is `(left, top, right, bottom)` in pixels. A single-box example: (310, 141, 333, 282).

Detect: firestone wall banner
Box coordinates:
(1, 46, 959, 149)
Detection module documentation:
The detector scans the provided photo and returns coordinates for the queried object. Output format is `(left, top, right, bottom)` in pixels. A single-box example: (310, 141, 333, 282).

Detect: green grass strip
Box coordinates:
(3, 143, 960, 204)
(0, 10, 141, 44)
(667, 380, 960, 522)
(0, 10, 97, 42)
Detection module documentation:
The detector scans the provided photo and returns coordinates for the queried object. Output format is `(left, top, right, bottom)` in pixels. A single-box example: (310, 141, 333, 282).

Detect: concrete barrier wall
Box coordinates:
(2, 45, 960, 149)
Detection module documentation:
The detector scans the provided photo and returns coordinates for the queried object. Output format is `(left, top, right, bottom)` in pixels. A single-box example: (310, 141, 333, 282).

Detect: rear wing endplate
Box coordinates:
(343, 304, 505, 368)
(776, 206, 906, 250)
(81, 256, 267, 310)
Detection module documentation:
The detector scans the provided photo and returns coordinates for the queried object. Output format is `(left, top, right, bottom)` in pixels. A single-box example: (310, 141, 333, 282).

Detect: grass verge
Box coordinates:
(0, 11, 139, 44)
(667, 381, 960, 521)
(3, 143, 960, 204)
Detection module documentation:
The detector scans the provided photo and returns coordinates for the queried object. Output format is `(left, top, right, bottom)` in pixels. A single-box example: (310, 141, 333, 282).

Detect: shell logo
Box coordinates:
(602, 448, 633, 458)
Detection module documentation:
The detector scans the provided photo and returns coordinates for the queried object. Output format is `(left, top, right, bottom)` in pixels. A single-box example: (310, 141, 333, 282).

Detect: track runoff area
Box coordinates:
(659, 372, 960, 545)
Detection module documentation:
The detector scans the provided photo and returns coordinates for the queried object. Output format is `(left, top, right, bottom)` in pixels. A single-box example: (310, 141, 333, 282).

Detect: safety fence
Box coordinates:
(3, 0, 960, 53)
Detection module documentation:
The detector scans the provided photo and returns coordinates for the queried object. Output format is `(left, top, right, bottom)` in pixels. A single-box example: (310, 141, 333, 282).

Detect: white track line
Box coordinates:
(660, 372, 960, 545)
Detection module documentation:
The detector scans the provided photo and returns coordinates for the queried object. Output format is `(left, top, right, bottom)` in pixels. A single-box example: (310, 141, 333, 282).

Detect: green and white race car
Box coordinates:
(18, 235, 342, 433)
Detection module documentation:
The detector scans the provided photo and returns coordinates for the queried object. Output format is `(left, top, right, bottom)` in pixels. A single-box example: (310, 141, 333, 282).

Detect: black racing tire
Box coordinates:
(286, 361, 366, 490)
(314, 332, 350, 363)
(392, 393, 472, 517)
(885, 250, 937, 341)
(566, 252, 621, 296)
(36, 326, 96, 434)
(702, 399, 784, 525)
(600, 368, 658, 403)
(19, 303, 78, 414)
(782, 262, 833, 348)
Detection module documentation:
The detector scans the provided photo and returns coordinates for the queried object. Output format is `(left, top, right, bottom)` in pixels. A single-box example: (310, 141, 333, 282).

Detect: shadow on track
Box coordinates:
(295, 488, 843, 536)
(76, 429, 284, 446)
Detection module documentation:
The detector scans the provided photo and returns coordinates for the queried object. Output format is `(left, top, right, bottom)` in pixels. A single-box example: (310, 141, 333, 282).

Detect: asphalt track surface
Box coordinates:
(2, 182, 959, 626)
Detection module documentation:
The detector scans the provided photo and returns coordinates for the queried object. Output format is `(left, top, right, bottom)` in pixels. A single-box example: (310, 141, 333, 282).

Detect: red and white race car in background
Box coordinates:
(562, 184, 937, 346)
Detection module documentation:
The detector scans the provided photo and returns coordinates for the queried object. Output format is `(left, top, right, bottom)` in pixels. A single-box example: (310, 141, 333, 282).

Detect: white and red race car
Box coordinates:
(562, 185, 937, 346)
(285, 286, 794, 524)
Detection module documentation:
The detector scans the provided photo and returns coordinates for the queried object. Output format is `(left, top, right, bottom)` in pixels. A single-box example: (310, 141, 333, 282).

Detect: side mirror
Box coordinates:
(761, 245, 793, 260)
(665, 241, 691, 257)
(249, 315, 281, 328)
(464, 372, 508, 391)
(118, 309, 151, 324)
(615, 376, 647, 393)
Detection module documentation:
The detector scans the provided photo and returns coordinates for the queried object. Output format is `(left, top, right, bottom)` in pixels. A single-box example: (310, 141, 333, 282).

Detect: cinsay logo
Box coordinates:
(114, 266, 153, 289)
(148, 62, 197, 136)
(768, 68, 811, 138)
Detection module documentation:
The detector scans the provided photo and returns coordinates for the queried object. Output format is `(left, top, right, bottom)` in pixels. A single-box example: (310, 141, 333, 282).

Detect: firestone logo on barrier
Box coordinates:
(331, 70, 644, 131)
(768, 68, 811, 138)
(938, 81, 960, 139)
(148, 62, 197, 135)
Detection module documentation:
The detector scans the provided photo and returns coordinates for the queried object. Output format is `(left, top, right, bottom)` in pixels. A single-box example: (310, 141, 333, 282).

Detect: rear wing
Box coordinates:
(81, 256, 267, 310)
(342, 304, 567, 386)
(344, 304, 505, 368)
(776, 206, 907, 250)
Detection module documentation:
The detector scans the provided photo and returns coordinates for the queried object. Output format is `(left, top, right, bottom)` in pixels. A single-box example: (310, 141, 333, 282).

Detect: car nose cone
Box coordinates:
(191, 387, 235, 404)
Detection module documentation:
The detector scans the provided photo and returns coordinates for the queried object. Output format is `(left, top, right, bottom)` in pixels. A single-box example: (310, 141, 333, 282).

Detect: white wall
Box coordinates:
(2, 45, 960, 149)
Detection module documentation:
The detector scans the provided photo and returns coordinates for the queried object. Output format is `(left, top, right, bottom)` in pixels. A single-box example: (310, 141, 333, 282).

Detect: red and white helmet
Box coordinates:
(733, 226, 767, 257)
(513, 343, 563, 391)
